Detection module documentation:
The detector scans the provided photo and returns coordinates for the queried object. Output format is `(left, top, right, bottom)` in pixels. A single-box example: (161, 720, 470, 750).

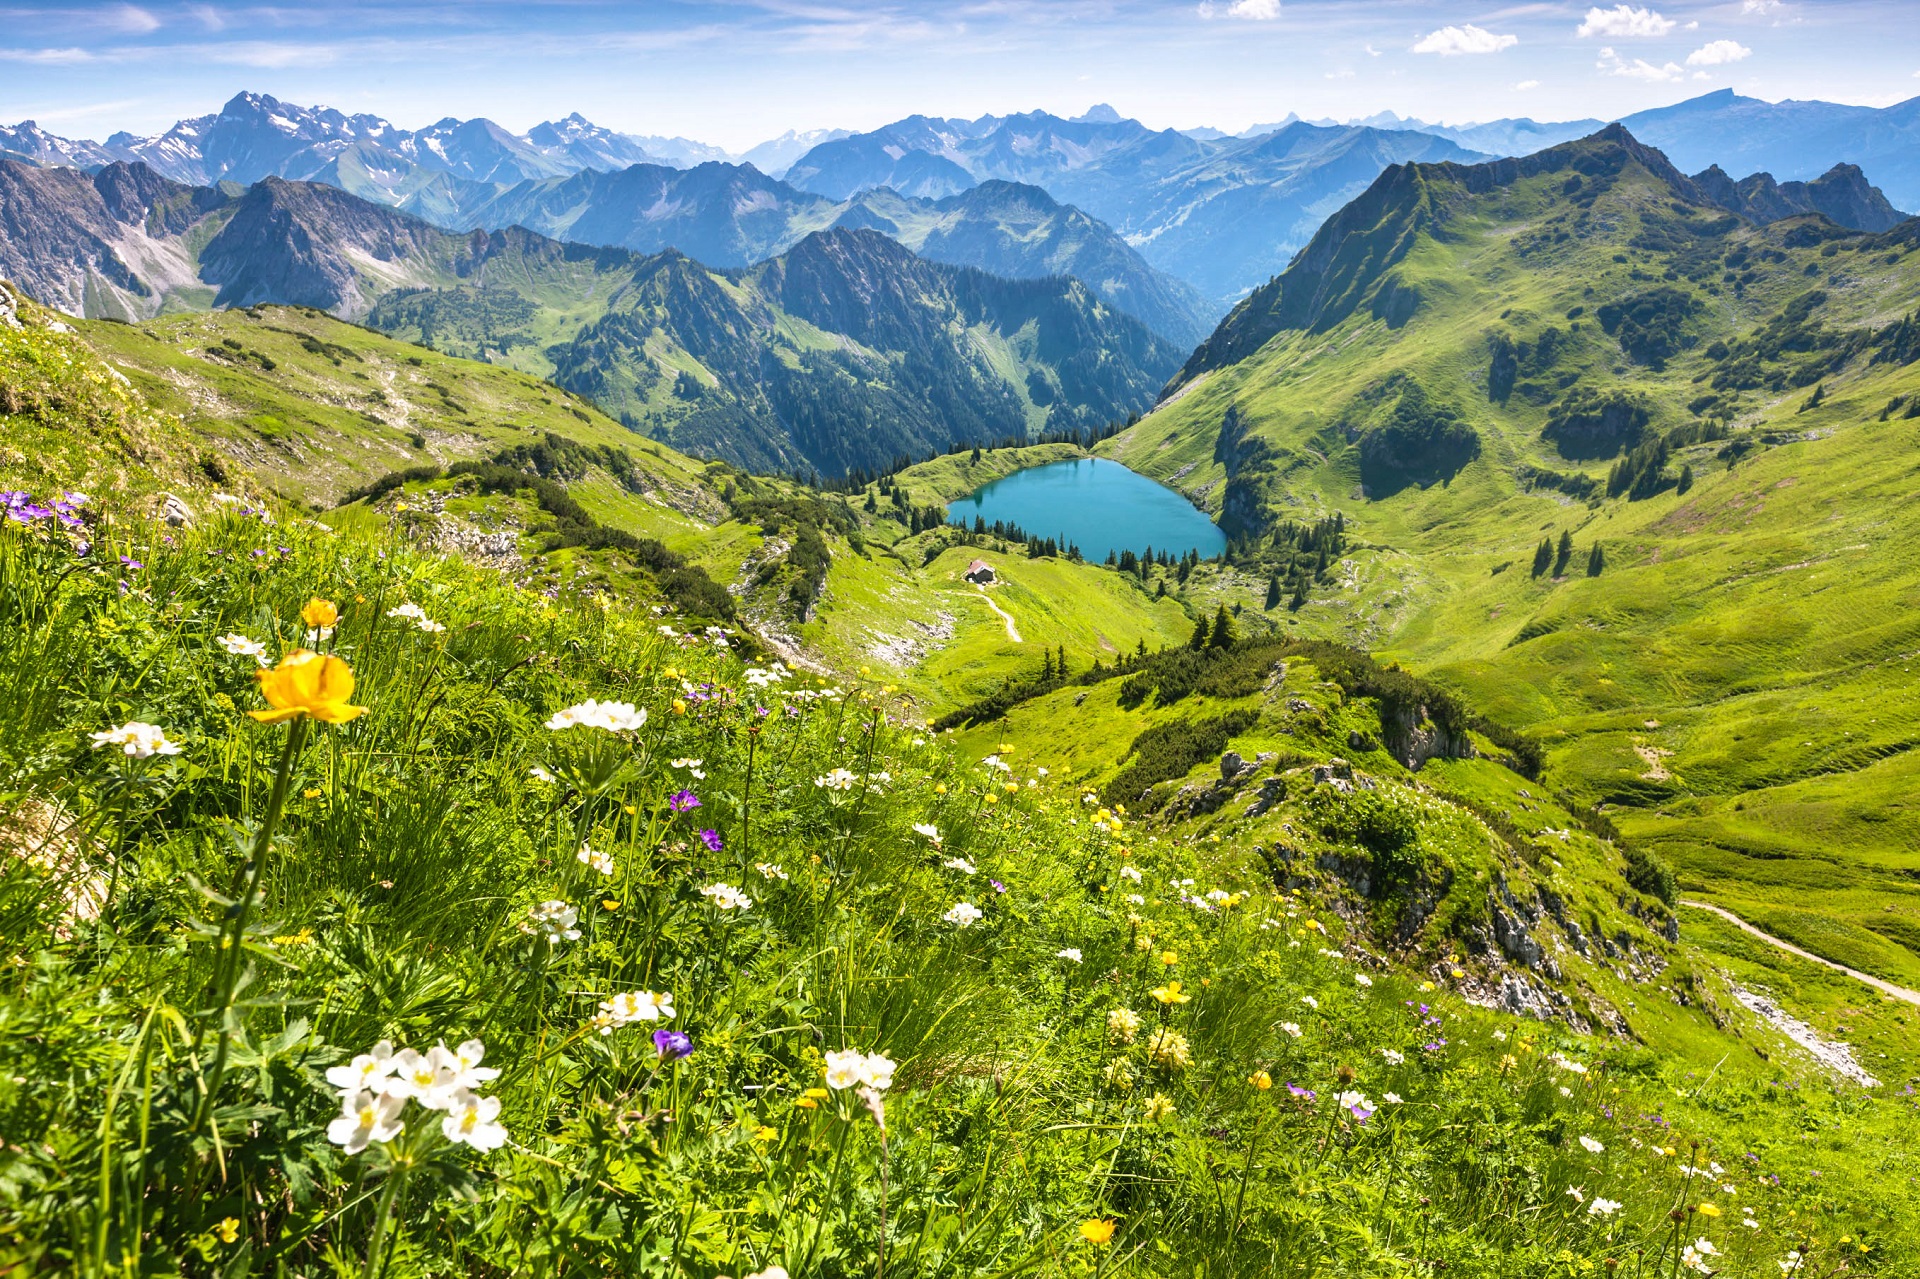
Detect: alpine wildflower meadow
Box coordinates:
(0, 491, 1912, 1278)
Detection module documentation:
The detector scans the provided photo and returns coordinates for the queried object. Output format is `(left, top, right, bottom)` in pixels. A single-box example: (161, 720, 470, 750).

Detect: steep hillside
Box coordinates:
(1108, 126, 1920, 991)
(373, 227, 1180, 476)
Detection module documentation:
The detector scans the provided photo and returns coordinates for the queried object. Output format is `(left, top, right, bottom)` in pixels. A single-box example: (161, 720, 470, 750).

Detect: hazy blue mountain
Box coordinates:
(448, 164, 1217, 344)
(738, 128, 852, 177)
(1080, 123, 1487, 302)
(524, 113, 669, 170)
(12, 92, 729, 194)
(1619, 90, 1920, 211)
(1425, 116, 1605, 157)
(458, 162, 839, 267)
(781, 110, 1481, 303)
(0, 120, 121, 169)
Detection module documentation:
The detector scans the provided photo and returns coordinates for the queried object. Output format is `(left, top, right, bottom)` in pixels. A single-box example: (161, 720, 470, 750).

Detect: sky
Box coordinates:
(1, 0, 1916, 152)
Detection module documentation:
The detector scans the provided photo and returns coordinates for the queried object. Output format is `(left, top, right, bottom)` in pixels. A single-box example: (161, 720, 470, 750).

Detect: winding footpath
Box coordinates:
(1679, 899, 1920, 1007)
(974, 586, 1022, 643)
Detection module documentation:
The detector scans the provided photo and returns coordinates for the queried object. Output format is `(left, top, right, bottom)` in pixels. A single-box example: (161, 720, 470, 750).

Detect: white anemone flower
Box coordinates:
(327, 1088, 406, 1154)
(754, 861, 789, 881)
(1381, 1048, 1404, 1065)
(1119, 866, 1143, 882)
(824, 1048, 868, 1090)
(857, 1052, 897, 1092)
(389, 1047, 459, 1110)
(700, 882, 753, 911)
(1589, 1197, 1623, 1217)
(1580, 1135, 1604, 1153)
(944, 901, 983, 927)
(545, 699, 646, 733)
(439, 1038, 499, 1088)
(217, 633, 269, 664)
(1279, 1022, 1302, 1038)
(596, 990, 674, 1033)
(670, 757, 707, 779)
(523, 900, 581, 943)
(528, 764, 556, 784)
(324, 1040, 397, 1094)
(89, 722, 183, 759)
(577, 843, 615, 876)
(942, 857, 977, 875)
(912, 822, 942, 846)
(1056, 948, 1084, 963)
(815, 768, 858, 790)
(440, 1087, 509, 1151)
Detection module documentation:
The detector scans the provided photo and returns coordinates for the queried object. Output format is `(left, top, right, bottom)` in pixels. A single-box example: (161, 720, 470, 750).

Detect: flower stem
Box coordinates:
(192, 716, 307, 1132)
(362, 1160, 410, 1279)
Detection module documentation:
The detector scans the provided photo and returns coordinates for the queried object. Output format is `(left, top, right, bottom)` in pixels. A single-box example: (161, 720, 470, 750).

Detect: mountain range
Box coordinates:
(6, 91, 1916, 322)
(0, 158, 1175, 476)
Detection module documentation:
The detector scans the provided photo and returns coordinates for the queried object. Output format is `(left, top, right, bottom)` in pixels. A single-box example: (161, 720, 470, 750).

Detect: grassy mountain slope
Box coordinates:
(1104, 126, 1920, 989)
(3, 306, 1917, 1276)
(372, 227, 1179, 477)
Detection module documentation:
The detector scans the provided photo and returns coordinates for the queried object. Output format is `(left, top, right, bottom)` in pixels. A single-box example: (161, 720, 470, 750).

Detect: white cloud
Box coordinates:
(1410, 24, 1518, 56)
(1742, 0, 1785, 13)
(1686, 39, 1752, 65)
(1514, 79, 1541, 91)
(1364, 43, 1382, 56)
(1197, 0, 1280, 19)
(1597, 46, 1685, 80)
(106, 4, 161, 34)
(0, 47, 98, 65)
(1576, 6, 1675, 38)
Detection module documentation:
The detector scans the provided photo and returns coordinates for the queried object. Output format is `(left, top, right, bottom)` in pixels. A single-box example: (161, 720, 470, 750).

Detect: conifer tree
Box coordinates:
(1554, 530, 1574, 576)
(1188, 614, 1210, 649)
(1532, 538, 1553, 577)
(1677, 463, 1694, 495)
(1587, 542, 1605, 577)
(1209, 604, 1236, 649)
(1266, 574, 1282, 609)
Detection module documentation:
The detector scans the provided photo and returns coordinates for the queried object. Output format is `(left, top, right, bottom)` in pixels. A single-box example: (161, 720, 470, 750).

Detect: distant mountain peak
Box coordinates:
(1076, 104, 1124, 124)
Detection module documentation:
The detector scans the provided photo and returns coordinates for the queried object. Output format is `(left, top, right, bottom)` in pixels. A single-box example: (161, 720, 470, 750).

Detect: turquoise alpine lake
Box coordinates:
(947, 458, 1226, 561)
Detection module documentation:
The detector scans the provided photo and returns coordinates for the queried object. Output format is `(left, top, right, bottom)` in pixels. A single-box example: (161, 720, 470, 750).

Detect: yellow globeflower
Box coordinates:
(1149, 980, 1191, 1005)
(1079, 1219, 1117, 1245)
(300, 597, 339, 628)
(1248, 1070, 1273, 1090)
(1696, 1203, 1722, 1218)
(250, 651, 367, 724)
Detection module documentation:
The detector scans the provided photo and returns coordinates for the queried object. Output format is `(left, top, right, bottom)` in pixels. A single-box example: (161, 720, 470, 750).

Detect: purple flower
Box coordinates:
(990, 879, 1006, 894)
(1286, 1084, 1316, 1099)
(668, 790, 701, 813)
(698, 829, 723, 853)
(1347, 1102, 1374, 1123)
(653, 1029, 693, 1060)
(118, 556, 143, 570)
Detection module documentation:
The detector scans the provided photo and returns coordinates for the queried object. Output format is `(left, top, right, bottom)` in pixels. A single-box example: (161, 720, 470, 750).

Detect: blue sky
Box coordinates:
(1, 1, 1915, 151)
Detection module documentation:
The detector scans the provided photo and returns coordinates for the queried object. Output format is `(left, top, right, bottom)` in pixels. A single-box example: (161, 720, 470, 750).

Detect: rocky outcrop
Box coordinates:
(1690, 162, 1906, 233)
